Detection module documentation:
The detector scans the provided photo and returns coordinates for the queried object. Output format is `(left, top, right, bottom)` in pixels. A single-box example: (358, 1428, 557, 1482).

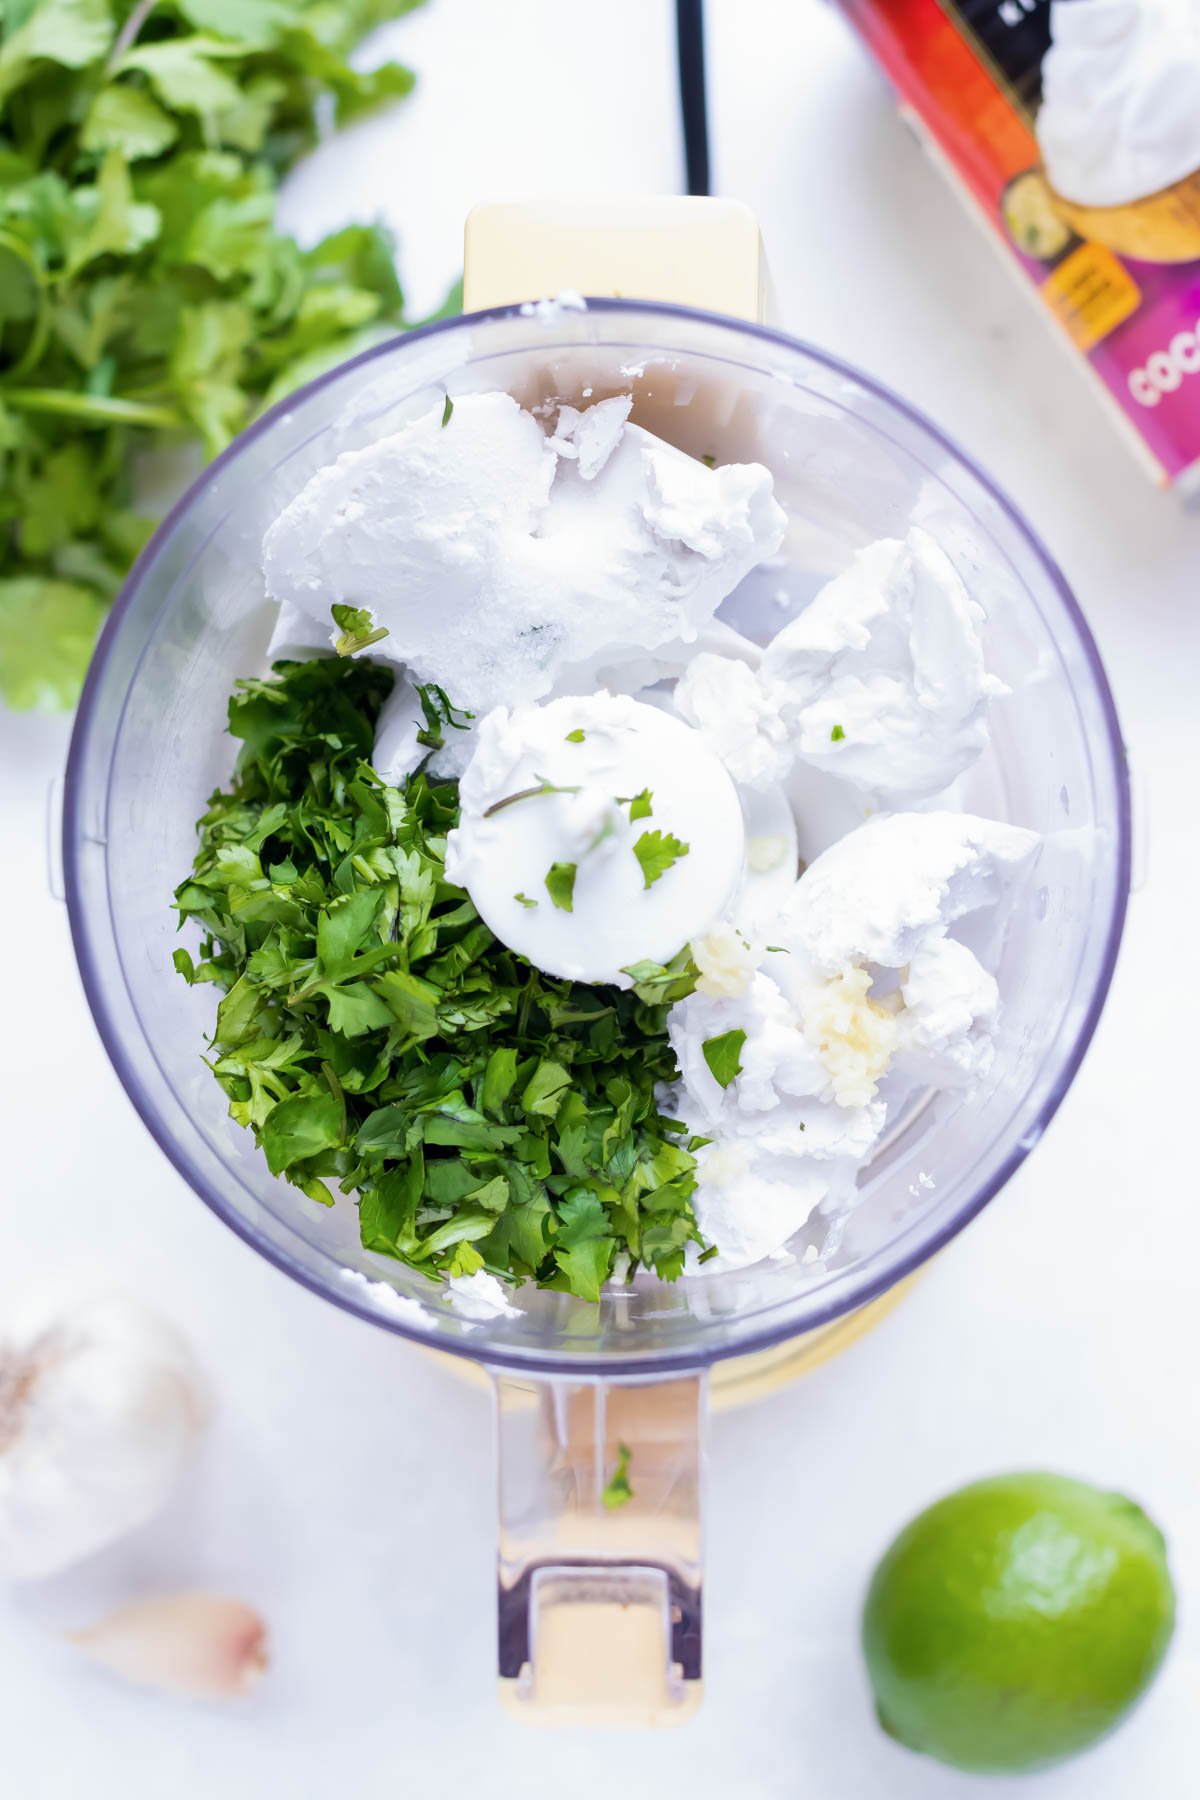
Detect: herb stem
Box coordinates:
(483, 778, 582, 819)
(0, 231, 50, 378)
(1, 387, 184, 429)
(108, 0, 160, 69)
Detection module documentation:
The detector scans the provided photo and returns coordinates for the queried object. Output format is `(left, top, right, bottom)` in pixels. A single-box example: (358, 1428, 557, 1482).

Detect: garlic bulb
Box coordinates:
(68, 1592, 268, 1699)
(0, 1285, 210, 1580)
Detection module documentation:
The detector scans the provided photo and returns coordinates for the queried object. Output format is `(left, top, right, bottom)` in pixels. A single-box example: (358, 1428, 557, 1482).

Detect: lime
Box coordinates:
(861, 1472, 1175, 1774)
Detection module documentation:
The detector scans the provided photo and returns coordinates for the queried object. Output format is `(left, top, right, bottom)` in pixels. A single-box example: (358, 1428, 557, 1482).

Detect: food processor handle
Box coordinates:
(466, 194, 765, 1722)
(490, 1367, 708, 1725)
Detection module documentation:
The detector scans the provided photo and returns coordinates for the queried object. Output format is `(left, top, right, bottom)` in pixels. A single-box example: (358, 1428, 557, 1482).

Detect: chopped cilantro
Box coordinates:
(441, 393, 454, 428)
(633, 829, 689, 889)
(702, 1029, 747, 1089)
(765, 945, 789, 954)
(514, 892, 537, 909)
(601, 1442, 634, 1509)
(701, 453, 716, 468)
(331, 604, 388, 657)
(545, 861, 578, 912)
(697, 1243, 720, 1264)
(0, 7, 426, 715)
(621, 950, 698, 1004)
(619, 787, 653, 822)
(415, 683, 474, 750)
(173, 658, 707, 1299)
(830, 724, 846, 743)
(565, 728, 586, 743)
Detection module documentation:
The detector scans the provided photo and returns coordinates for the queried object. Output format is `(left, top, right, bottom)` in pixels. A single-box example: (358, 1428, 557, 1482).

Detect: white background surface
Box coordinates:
(2, 1, 1196, 1794)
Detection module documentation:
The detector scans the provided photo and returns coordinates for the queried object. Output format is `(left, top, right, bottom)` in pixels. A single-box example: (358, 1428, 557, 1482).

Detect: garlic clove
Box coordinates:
(0, 1284, 211, 1580)
(68, 1593, 268, 1700)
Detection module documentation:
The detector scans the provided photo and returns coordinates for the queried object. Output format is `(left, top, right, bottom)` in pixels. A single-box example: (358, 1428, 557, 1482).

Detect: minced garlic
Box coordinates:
(692, 924, 757, 998)
(801, 966, 899, 1108)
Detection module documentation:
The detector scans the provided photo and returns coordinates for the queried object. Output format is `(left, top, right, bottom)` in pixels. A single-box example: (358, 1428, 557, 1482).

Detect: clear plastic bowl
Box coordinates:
(64, 300, 1130, 1376)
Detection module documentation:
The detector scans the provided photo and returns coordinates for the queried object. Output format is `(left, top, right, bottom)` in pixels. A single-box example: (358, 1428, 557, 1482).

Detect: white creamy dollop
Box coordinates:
(339, 1269, 429, 1328)
(688, 1144, 857, 1275)
(777, 810, 1039, 975)
(547, 393, 632, 475)
(674, 527, 1004, 803)
(263, 392, 786, 718)
(1038, 0, 1200, 208)
(444, 693, 745, 986)
(445, 1271, 521, 1321)
(668, 810, 1039, 1271)
(673, 652, 793, 788)
(265, 595, 328, 663)
(372, 677, 428, 787)
(894, 936, 1000, 1090)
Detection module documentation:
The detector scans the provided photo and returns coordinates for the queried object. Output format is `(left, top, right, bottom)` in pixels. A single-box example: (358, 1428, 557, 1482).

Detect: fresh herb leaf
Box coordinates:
(830, 723, 845, 742)
(261, 1090, 344, 1175)
(480, 1047, 518, 1119)
(441, 392, 454, 427)
(81, 85, 180, 160)
(0, 579, 107, 711)
(619, 787, 653, 822)
(331, 603, 389, 656)
(632, 829, 689, 890)
(621, 948, 698, 1005)
(700, 452, 716, 468)
(521, 1059, 572, 1117)
(601, 1442, 634, 1509)
(553, 1188, 613, 1301)
(447, 1240, 483, 1276)
(514, 891, 537, 908)
(545, 861, 577, 912)
(702, 1029, 747, 1089)
(565, 727, 585, 743)
(413, 681, 474, 750)
(0, 3, 425, 714)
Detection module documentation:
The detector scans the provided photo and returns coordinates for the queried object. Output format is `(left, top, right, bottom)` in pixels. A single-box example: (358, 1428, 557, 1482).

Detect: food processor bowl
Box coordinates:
(64, 205, 1129, 1721)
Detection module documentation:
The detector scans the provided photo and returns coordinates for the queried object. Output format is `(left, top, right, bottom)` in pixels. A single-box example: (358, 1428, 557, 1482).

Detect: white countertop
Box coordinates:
(2, 2, 1196, 1794)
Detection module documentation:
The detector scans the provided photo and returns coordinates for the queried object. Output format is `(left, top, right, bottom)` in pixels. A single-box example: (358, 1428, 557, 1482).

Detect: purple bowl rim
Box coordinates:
(63, 296, 1132, 1376)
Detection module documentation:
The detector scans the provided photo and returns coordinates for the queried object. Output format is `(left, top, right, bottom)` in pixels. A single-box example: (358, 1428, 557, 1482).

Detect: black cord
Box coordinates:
(675, 0, 710, 197)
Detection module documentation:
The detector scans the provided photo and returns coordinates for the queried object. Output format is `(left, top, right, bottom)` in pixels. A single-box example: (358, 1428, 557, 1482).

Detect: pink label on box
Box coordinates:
(1093, 266, 1200, 481)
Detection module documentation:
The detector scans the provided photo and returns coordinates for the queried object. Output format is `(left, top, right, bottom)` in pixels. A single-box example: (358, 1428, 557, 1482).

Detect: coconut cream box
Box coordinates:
(835, 0, 1200, 494)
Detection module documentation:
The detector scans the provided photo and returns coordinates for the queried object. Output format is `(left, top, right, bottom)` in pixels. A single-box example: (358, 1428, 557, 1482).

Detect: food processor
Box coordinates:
(63, 199, 1130, 1724)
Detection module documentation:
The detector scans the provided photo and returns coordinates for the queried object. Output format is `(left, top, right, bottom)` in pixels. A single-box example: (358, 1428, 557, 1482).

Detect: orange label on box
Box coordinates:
(1039, 244, 1142, 353)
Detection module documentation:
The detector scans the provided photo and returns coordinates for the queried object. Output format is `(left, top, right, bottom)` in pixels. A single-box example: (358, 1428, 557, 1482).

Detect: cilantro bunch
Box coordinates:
(0, 0, 431, 712)
(174, 657, 708, 1302)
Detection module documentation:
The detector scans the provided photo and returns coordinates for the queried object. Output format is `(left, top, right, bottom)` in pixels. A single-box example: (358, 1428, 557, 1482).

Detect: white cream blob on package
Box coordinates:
(262, 389, 1037, 1275)
(1039, 0, 1200, 209)
(835, 0, 1200, 493)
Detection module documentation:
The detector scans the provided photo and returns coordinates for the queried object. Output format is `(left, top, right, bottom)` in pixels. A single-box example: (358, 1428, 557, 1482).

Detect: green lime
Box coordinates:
(861, 1472, 1175, 1774)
